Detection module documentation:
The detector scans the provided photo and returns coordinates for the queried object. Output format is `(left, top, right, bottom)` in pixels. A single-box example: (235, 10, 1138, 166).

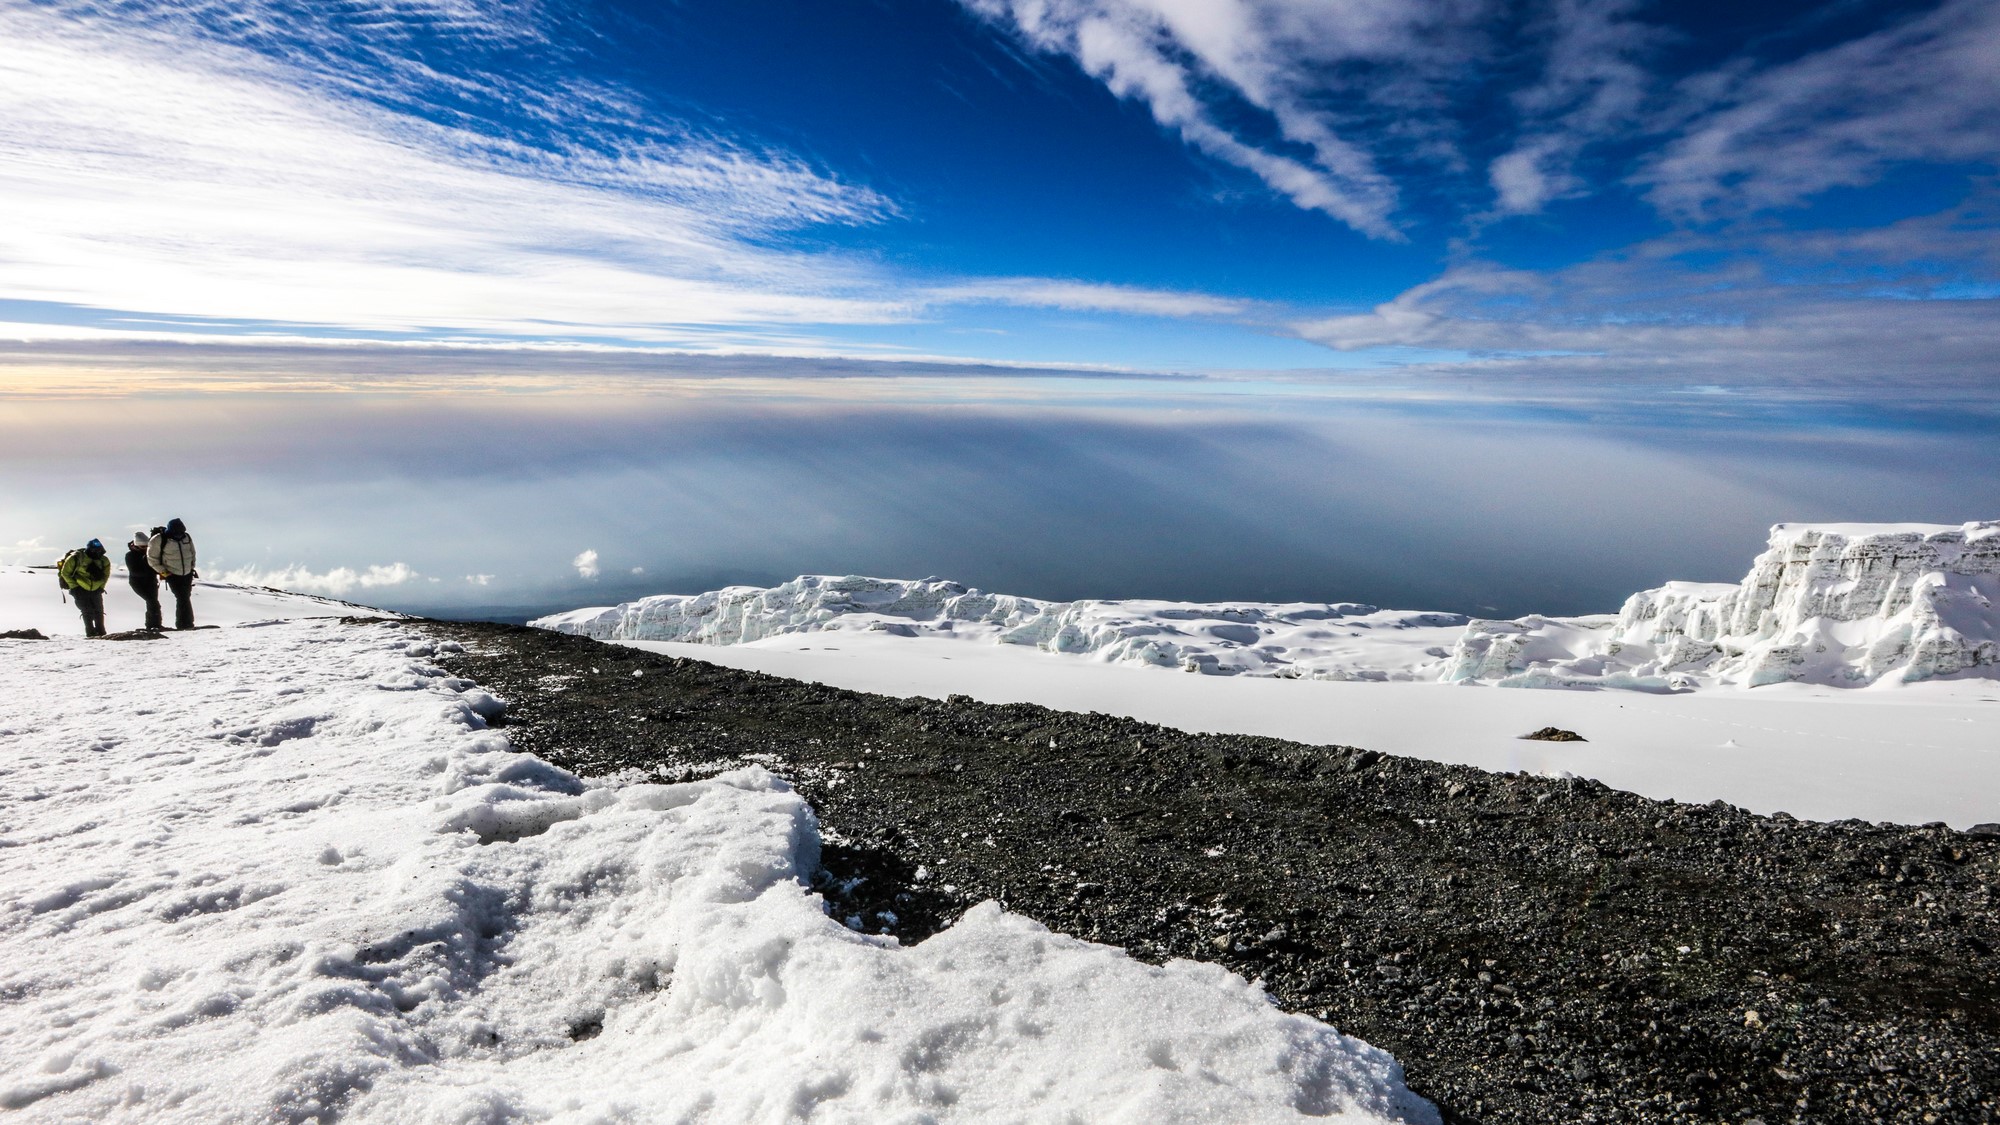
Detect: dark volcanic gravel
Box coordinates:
(423, 619, 2000, 1125)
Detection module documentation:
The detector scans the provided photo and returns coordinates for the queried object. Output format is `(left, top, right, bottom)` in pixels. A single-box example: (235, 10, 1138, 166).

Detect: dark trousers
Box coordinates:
(165, 574, 195, 630)
(73, 589, 106, 637)
(132, 583, 163, 630)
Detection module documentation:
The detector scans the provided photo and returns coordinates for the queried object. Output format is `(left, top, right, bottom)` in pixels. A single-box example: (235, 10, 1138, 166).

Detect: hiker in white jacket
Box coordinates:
(146, 517, 198, 630)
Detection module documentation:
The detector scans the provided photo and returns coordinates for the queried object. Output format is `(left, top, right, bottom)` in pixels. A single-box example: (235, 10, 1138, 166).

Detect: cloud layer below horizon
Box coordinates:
(4, 370, 1995, 618)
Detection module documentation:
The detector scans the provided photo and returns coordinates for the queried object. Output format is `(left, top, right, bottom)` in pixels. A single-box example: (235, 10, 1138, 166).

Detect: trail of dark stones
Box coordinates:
(424, 619, 2000, 1125)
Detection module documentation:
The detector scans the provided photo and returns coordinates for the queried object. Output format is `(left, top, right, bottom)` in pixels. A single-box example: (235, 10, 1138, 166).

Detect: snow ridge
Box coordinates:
(0, 621, 1435, 1123)
(536, 574, 1469, 681)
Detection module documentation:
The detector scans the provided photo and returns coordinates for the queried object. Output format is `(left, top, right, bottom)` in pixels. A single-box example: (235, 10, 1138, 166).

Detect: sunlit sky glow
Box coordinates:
(3, 0, 1996, 615)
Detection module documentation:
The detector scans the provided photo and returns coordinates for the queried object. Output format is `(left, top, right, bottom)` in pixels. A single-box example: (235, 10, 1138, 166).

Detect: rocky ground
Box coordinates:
(424, 618, 2000, 1125)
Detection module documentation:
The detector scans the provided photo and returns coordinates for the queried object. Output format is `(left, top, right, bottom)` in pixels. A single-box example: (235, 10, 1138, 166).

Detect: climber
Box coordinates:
(147, 517, 198, 630)
(57, 539, 113, 637)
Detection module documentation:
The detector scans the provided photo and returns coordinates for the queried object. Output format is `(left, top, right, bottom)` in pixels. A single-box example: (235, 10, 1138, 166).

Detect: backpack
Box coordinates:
(57, 548, 82, 591)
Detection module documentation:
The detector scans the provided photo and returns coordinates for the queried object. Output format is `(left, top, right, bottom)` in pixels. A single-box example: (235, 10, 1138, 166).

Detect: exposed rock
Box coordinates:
(1521, 726, 1586, 742)
(0, 628, 48, 640)
(100, 628, 167, 640)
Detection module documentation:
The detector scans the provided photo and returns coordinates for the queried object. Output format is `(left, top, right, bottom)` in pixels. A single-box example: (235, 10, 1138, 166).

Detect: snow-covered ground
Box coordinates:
(0, 564, 385, 636)
(0, 598, 1436, 1122)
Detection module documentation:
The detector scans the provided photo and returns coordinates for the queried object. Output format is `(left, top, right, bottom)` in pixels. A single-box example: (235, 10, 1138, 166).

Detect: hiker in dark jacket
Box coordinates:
(147, 517, 198, 630)
(126, 531, 163, 631)
(59, 539, 113, 637)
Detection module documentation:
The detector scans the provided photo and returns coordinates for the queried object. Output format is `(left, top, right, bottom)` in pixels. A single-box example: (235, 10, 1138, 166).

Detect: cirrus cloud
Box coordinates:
(0, 2, 909, 346)
(1291, 198, 2000, 389)
(1638, 0, 2000, 221)
(966, 0, 2000, 239)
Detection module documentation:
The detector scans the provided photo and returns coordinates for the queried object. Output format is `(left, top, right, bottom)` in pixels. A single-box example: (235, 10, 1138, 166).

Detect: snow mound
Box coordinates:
(0, 622, 1435, 1124)
(1442, 521, 2000, 689)
(536, 574, 1468, 681)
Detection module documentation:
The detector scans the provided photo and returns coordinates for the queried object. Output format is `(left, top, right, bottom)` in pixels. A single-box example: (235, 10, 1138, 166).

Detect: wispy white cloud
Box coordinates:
(929, 279, 1250, 318)
(572, 550, 600, 579)
(1485, 0, 1660, 217)
(218, 561, 420, 596)
(1, 1, 1303, 354)
(963, 0, 1431, 238)
(1292, 203, 2000, 384)
(1639, 0, 2000, 221)
(966, 0, 1684, 233)
(968, 0, 2000, 238)
(0, 1, 906, 344)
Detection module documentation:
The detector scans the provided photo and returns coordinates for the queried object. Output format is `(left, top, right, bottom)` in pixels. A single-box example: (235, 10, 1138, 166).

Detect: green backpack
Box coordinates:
(57, 548, 82, 591)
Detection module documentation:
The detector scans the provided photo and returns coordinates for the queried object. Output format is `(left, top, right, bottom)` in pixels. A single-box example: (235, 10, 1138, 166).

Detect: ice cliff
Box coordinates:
(1440, 521, 2000, 689)
(535, 575, 1469, 681)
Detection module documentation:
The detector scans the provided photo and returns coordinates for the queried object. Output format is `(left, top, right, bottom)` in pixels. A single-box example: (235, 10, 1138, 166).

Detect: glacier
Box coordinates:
(535, 521, 2000, 691)
(1438, 521, 2000, 689)
(534, 575, 1471, 681)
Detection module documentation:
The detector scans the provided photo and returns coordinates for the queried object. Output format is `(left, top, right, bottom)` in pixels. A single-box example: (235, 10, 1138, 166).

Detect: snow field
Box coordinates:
(0, 621, 1436, 1124)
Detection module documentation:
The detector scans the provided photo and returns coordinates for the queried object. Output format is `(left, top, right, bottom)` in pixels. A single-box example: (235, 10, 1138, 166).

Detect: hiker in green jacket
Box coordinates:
(58, 539, 113, 637)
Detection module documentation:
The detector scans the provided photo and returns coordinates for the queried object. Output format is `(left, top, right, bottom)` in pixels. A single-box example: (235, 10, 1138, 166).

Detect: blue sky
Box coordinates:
(3, 0, 1995, 369)
(2, 0, 1997, 614)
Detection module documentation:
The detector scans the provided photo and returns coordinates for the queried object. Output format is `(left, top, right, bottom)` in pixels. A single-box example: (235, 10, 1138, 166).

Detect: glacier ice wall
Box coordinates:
(1441, 521, 2000, 688)
(537, 575, 1047, 647)
(537, 522, 1998, 692)
(535, 574, 1469, 681)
